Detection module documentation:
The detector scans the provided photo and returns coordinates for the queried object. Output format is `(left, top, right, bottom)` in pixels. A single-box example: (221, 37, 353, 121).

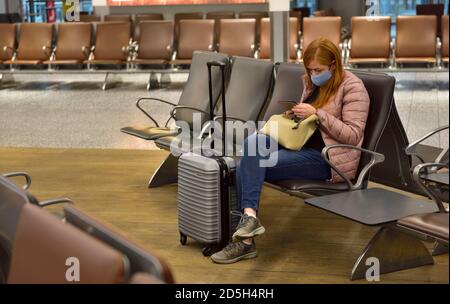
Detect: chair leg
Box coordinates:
(431, 241, 448, 256)
(0, 73, 14, 87)
(147, 72, 159, 91)
(102, 72, 110, 91)
(148, 153, 179, 188)
(350, 226, 434, 281)
(160, 73, 172, 87)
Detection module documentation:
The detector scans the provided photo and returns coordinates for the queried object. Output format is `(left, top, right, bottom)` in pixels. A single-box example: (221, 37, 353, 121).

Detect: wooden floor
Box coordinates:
(1, 147, 448, 284)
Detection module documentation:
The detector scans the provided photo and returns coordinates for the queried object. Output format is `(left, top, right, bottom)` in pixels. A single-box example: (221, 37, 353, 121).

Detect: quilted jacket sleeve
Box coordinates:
(316, 76, 370, 146)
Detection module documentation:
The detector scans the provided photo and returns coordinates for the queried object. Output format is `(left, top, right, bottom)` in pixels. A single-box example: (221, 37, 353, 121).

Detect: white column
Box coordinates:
(0, 0, 6, 14)
(269, 0, 290, 63)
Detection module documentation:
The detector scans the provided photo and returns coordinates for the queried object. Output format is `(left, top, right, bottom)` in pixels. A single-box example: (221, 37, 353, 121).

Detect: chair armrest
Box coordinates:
(42, 45, 52, 57)
(213, 115, 247, 123)
(81, 45, 90, 59)
(254, 48, 260, 59)
(136, 97, 177, 127)
(344, 38, 351, 65)
(321, 144, 385, 190)
(3, 45, 15, 57)
(390, 38, 396, 65)
(38, 197, 74, 208)
(405, 125, 449, 162)
(2, 172, 32, 190)
(171, 49, 177, 61)
(413, 162, 449, 213)
(169, 105, 209, 121)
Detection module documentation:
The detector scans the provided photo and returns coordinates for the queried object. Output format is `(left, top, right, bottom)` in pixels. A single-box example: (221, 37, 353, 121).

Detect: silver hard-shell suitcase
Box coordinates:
(177, 60, 239, 256)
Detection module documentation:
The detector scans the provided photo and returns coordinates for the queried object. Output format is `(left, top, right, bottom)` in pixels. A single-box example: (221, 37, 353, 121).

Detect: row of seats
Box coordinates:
(79, 11, 270, 42)
(1, 15, 448, 70)
(0, 17, 292, 68)
(121, 51, 448, 279)
(0, 172, 174, 284)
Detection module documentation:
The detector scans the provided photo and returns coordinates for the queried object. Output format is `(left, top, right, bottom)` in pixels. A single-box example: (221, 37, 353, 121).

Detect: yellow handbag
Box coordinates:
(259, 114, 319, 150)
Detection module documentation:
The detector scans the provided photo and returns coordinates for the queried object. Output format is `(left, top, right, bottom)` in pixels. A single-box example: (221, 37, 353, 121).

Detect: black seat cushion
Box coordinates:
(269, 179, 350, 192)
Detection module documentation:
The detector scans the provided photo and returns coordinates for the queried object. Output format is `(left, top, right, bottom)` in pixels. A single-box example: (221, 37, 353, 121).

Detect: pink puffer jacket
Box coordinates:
(300, 70, 370, 182)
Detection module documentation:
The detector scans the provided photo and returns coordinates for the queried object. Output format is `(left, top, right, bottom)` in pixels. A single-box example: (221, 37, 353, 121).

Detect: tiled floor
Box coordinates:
(0, 71, 448, 150)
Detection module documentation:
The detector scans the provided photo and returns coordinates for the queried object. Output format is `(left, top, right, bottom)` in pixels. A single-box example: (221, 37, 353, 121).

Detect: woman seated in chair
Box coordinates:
(211, 38, 370, 264)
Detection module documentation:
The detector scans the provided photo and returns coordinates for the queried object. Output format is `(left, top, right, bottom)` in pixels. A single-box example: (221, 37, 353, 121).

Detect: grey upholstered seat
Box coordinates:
(121, 51, 229, 140)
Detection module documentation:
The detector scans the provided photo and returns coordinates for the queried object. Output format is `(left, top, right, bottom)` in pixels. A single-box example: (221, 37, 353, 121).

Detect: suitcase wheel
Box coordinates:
(179, 232, 187, 245)
(202, 246, 214, 257)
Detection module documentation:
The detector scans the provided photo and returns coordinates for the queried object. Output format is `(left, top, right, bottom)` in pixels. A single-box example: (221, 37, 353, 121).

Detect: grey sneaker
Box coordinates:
(211, 241, 257, 264)
(232, 213, 265, 242)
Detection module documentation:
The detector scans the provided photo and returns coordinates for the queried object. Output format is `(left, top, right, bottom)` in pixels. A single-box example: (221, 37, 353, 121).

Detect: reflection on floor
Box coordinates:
(0, 147, 447, 284)
(0, 72, 448, 150)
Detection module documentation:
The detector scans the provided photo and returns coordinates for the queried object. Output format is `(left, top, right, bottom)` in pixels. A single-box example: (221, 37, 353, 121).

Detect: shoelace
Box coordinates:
(223, 242, 244, 254)
(230, 210, 249, 229)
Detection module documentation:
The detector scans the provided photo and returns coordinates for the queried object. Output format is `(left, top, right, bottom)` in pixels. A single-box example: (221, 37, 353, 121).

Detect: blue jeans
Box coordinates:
(236, 133, 331, 211)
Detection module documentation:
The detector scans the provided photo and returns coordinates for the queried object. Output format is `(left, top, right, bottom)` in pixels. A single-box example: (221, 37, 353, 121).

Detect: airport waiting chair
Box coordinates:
(174, 12, 204, 49)
(370, 98, 446, 197)
(7, 203, 128, 284)
(261, 63, 305, 123)
(64, 204, 174, 283)
(134, 13, 164, 42)
(4, 23, 53, 67)
(258, 67, 444, 279)
(442, 15, 449, 65)
(405, 125, 449, 209)
(301, 17, 342, 59)
(416, 4, 444, 37)
(266, 68, 395, 197)
(44, 22, 92, 67)
(79, 14, 101, 22)
(121, 51, 229, 169)
(218, 19, 257, 58)
(258, 17, 300, 62)
(303, 127, 448, 280)
(131, 21, 174, 68)
(84, 22, 131, 68)
(1, 173, 172, 284)
(397, 212, 448, 255)
(238, 11, 268, 44)
(0, 174, 30, 283)
(104, 14, 133, 36)
(395, 16, 438, 67)
(0, 24, 15, 65)
(347, 16, 391, 67)
(206, 11, 235, 46)
(152, 56, 274, 187)
(104, 14, 132, 23)
(171, 20, 215, 66)
(0, 172, 73, 283)
(398, 125, 449, 257)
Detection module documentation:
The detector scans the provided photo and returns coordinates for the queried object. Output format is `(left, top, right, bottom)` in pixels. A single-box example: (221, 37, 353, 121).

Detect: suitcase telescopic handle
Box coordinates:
(207, 60, 227, 156)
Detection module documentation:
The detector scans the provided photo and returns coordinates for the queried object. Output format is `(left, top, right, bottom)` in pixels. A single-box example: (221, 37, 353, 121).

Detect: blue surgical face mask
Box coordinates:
(311, 70, 332, 87)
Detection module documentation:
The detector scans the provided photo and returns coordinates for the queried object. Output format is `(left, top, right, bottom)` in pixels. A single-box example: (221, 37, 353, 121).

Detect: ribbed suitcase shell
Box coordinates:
(178, 152, 239, 244)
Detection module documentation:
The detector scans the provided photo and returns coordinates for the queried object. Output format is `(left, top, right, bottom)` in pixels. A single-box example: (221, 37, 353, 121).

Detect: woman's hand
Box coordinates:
(291, 103, 317, 118)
